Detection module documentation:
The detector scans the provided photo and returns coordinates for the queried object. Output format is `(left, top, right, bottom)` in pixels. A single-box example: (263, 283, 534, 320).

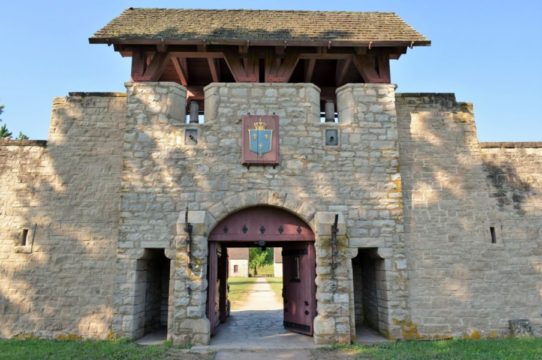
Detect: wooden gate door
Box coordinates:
(207, 242, 228, 336)
(282, 242, 316, 335)
(208, 206, 316, 337)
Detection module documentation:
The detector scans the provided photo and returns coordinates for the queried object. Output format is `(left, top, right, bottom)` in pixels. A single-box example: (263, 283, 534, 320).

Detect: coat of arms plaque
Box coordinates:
(241, 115, 279, 166)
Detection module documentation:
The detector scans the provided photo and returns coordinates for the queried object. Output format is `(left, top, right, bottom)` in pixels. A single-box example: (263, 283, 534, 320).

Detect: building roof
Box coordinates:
(90, 8, 430, 47)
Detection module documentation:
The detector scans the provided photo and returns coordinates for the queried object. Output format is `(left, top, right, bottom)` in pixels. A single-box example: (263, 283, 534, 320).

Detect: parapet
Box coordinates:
(0, 139, 47, 147)
(396, 93, 472, 113)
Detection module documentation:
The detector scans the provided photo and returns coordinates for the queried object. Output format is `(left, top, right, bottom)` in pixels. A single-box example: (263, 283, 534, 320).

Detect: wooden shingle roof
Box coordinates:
(90, 8, 430, 47)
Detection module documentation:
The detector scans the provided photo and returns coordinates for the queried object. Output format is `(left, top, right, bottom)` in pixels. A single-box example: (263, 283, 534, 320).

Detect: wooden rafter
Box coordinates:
(335, 58, 352, 86)
(171, 57, 189, 86)
(223, 50, 258, 82)
(207, 58, 220, 82)
(187, 86, 204, 100)
(131, 50, 147, 80)
(352, 54, 389, 84)
(265, 50, 300, 83)
(131, 51, 169, 81)
(377, 53, 391, 83)
(304, 59, 316, 82)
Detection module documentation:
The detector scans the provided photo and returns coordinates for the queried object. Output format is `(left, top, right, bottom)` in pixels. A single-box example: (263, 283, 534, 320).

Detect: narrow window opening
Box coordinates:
(20, 229, 29, 246)
(490, 227, 497, 244)
(233, 264, 239, 273)
(320, 99, 338, 123)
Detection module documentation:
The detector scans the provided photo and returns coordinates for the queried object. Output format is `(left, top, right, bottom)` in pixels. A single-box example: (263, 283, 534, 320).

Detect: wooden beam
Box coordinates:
(320, 87, 336, 100)
(299, 53, 352, 60)
(377, 53, 391, 83)
(265, 50, 300, 83)
(304, 59, 316, 82)
(169, 51, 223, 59)
(171, 57, 189, 86)
(207, 58, 220, 82)
(187, 86, 204, 100)
(335, 58, 352, 86)
(131, 51, 170, 82)
(156, 42, 168, 52)
(352, 54, 388, 84)
(244, 52, 259, 81)
(223, 50, 258, 82)
(131, 49, 147, 80)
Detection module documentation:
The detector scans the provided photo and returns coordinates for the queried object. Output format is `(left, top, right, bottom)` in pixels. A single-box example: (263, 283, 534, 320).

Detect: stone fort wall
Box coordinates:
(0, 83, 540, 342)
(117, 82, 406, 344)
(396, 93, 542, 338)
(0, 94, 125, 339)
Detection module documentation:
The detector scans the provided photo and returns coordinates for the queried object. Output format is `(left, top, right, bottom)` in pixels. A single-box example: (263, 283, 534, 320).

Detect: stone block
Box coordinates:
(314, 316, 335, 335)
(314, 212, 346, 236)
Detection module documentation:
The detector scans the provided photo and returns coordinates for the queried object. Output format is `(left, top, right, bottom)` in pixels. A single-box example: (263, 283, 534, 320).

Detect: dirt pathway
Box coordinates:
(235, 277, 281, 311)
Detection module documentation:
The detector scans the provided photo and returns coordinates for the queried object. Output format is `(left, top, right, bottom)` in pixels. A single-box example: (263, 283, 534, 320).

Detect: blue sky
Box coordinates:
(1, 1, 541, 141)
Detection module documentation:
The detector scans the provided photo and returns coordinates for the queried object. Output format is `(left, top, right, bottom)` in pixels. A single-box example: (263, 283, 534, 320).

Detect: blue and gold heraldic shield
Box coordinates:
(249, 121, 273, 157)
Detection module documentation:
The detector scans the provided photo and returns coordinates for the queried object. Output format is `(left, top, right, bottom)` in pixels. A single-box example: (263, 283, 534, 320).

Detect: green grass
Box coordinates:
(334, 338, 542, 360)
(264, 277, 283, 303)
(227, 276, 259, 308)
(0, 337, 541, 359)
(249, 263, 275, 277)
(0, 338, 171, 360)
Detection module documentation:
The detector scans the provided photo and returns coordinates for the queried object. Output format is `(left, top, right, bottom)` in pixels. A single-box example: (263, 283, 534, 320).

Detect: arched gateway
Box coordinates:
(208, 206, 316, 336)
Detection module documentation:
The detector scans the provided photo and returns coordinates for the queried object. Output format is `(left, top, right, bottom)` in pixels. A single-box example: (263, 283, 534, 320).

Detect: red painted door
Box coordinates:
(207, 242, 220, 335)
(208, 243, 229, 336)
(219, 247, 229, 323)
(282, 242, 316, 335)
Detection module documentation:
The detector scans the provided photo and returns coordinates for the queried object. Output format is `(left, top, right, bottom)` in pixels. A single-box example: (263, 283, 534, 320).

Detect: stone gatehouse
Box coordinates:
(1, 8, 541, 345)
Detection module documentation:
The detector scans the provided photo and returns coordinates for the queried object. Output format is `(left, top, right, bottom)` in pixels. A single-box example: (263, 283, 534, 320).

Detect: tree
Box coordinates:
(249, 247, 273, 276)
(0, 105, 11, 139)
(0, 124, 12, 139)
(0, 106, 28, 140)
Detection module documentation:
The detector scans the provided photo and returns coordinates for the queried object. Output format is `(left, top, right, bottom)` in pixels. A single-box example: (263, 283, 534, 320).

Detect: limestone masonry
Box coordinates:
(1, 8, 541, 345)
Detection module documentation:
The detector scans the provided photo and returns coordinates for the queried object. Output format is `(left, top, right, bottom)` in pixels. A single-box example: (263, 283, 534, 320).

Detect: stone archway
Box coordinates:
(206, 190, 318, 231)
(207, 206, 317, 337)
(170, 193, 351, 345)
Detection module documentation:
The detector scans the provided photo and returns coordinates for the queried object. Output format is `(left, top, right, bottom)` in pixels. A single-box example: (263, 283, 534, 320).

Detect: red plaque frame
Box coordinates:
(241, 115, 279, 166)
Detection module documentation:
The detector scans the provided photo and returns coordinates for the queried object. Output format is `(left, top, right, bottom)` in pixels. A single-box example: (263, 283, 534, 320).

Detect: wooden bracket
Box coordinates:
(131, 51, 170, 82)
(352, 54, 390, 84)
(223, 50, 259, 82)
(265, 50, 300, 83)
(335, 58, 352, 86)
(171, 57, 189, 86)
(207, 58, 220, 82)
(304, 59, 316, 82)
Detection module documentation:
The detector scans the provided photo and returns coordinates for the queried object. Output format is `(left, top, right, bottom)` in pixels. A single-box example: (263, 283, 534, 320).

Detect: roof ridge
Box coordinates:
(124, 7, 398, 15)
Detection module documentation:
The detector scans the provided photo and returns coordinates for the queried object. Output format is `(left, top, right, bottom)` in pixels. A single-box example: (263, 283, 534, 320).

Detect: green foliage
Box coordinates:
(249, 248, 273, 275)
(253, 263, 274, 276)
(0, 124, 12, 139)
(0, 105, 28, 140)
